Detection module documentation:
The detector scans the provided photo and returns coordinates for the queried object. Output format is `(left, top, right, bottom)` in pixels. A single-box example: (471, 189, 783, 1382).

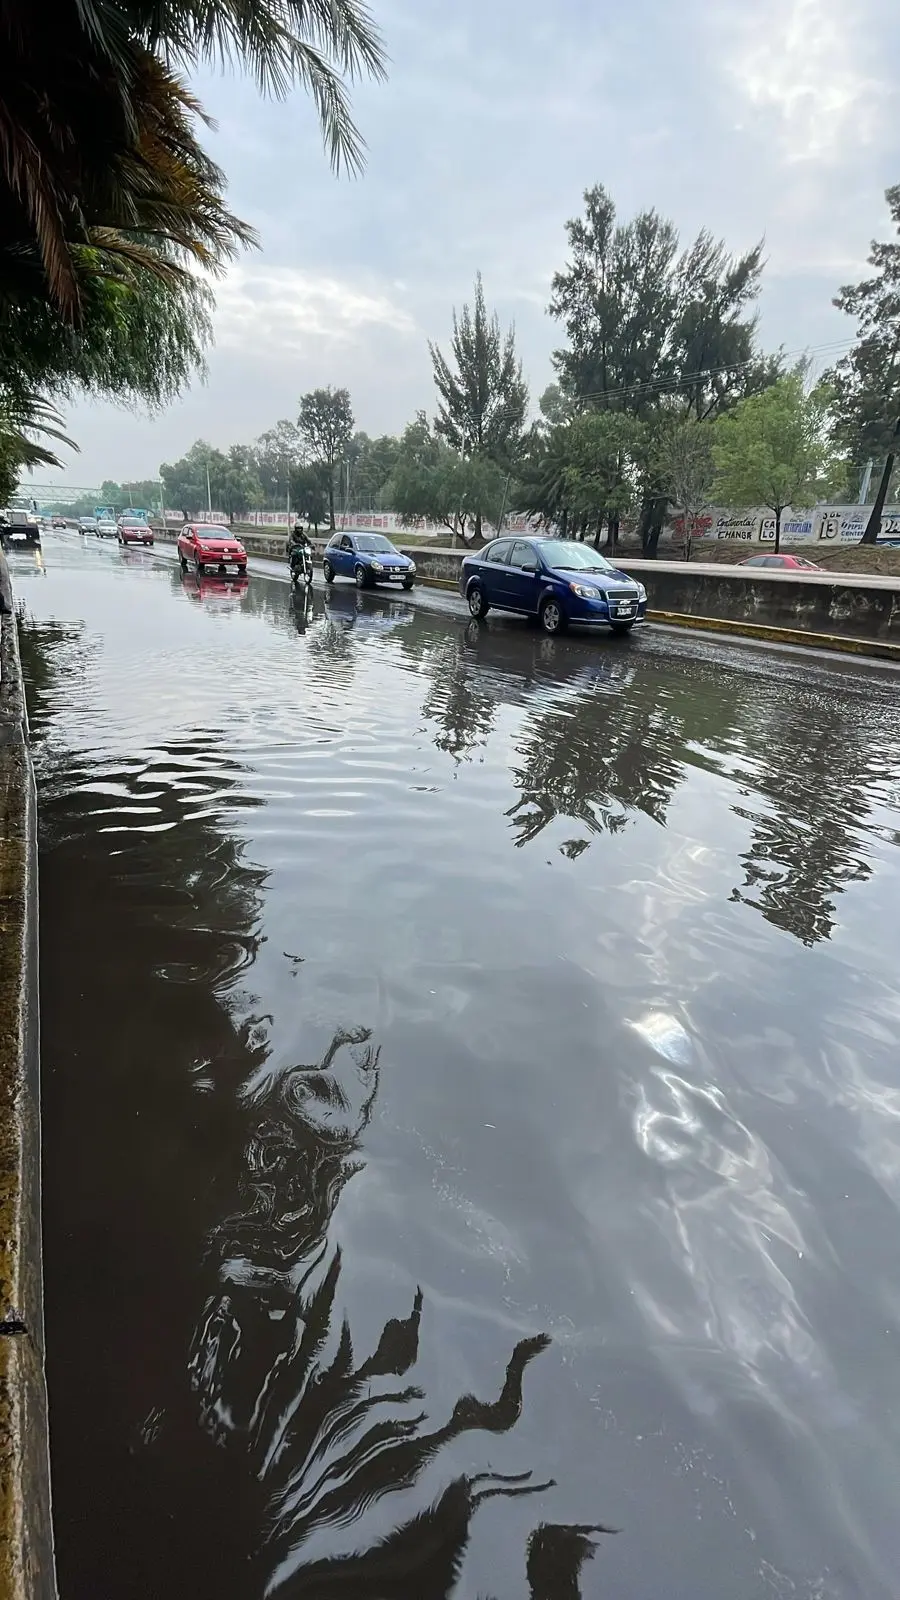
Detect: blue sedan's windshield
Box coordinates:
(355, 535, 396, 552)
(537, 540, 615, 572)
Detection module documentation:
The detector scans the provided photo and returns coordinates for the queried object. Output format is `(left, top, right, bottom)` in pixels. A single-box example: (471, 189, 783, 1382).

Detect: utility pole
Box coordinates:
(494, 472, 511, 536)
(205, 459, 212, 516)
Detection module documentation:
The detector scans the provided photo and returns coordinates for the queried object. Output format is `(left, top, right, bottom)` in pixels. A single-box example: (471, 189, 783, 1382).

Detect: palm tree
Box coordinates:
(0, 391, 76, 504)
(0, 0, 386, 320)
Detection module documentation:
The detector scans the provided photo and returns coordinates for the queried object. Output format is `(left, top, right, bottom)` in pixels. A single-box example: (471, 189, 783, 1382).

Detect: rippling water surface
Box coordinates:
(16, 537, 900, 1598)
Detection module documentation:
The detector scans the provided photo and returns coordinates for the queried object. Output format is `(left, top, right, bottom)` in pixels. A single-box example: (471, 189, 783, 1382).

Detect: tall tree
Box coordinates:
(429, 273, 528, 538)
(388, 419, 505, 545)
(549, 186, 679, 409)
(655, 418, 716, 560)
(289, 463, 330, 530)
(828, 185, 900, 543)
(160, 440, 214, 518)
(549, 185, 775, 554)
(562, 412, 643, 551)
(297, 387, 354, 528)
(712, 374, 832, 551)
(346, 431, 400, 508)
(254, 420, 302, 506)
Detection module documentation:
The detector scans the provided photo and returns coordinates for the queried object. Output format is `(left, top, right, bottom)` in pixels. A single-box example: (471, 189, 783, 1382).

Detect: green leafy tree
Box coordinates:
(654, 418, 716, 559)
(346, 431, 400, 508)
(218, 445, 262, 523)
(254, 420, 302, 506)
(0, 0, 385, 527)
(828, 185, 900, 543)
(562, 412, 643, 551)
(121, 480, 165, 512)
(712, 374, 833, 551)
(160, 441, 212, 518)
(515, 425, 575, 535)
(389, 422, 505, 545)
(0, 391, 75, 505)
(289, 463, 330, 530)
(429, 273, 528, 538)
(1, 0, 386, 322)
(297, 387, 354, 528)
(549, 185, 776, 554)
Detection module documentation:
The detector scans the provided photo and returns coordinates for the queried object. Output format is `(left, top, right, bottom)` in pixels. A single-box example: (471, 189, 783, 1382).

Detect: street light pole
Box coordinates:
(206, 459, 212, 516)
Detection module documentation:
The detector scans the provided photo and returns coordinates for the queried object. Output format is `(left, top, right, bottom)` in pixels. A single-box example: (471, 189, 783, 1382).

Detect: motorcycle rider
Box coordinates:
(286, 521, 313, 585)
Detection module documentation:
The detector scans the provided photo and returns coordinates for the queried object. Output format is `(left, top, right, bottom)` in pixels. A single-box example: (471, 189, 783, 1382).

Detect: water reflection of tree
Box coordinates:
(192, 1025, 611, 1597)
(727, 681, 892, 945)
(419, 634, 498, 761)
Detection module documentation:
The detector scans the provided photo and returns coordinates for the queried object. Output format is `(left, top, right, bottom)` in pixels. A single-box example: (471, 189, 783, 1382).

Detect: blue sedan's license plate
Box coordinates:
(614, 602, 635, 614)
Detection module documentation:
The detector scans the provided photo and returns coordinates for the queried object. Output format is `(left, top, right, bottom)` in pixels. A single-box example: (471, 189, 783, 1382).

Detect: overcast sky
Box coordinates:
(41, 0, 900, 492)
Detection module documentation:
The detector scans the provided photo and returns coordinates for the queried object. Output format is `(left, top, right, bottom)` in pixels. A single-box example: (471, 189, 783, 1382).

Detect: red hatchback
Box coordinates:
(177, 523, 247, 577)
(738, 554, 821, 571)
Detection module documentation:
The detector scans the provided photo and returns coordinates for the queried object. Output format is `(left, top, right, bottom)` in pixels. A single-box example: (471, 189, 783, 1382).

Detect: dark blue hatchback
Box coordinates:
(460, 537, 647, 635)
(323, 531, 417, 590)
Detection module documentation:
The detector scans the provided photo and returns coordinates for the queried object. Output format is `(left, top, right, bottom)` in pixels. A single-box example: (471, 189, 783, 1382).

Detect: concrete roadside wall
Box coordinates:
(0, 551, 56, 1598)
(614, 560, 900, 642)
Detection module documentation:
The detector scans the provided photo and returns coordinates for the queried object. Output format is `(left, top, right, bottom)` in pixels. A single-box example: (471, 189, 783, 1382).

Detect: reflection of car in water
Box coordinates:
(180, 571, 249, 603)
(323, 584, 415, 633)
(462, 616, 637, 701)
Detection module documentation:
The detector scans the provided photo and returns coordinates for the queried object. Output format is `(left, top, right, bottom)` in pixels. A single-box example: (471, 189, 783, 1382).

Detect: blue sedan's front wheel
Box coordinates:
(540, 595, 567, 635)
(355, 563, 370, 589)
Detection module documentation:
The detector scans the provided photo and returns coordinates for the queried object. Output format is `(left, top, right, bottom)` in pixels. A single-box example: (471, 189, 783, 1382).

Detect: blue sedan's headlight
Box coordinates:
(569, 582, 605, 600)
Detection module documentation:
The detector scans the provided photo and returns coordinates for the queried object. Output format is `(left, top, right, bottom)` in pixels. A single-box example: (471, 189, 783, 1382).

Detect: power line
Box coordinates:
(560, 337, 857, 409)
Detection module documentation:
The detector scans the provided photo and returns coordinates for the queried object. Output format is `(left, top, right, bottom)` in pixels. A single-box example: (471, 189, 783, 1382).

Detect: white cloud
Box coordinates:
(724, 0, 883, 162)
(213, 265, 418, 357)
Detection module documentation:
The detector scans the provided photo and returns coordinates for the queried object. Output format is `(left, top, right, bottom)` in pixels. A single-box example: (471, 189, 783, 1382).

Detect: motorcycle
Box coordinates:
(289, 542, 314, 592)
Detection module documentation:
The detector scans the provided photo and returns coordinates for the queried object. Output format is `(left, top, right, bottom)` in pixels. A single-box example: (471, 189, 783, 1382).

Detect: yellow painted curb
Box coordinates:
(648, 608, 900, 662)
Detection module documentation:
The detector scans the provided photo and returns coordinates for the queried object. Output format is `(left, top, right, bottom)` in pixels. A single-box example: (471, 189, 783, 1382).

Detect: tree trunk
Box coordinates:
(639, 494, 667, 557)
(560, 508, 568, 538)
(608, 513, 619, 555)
(592, 512, 605, 550)
(862, 429, 899, 543)
(774, 506, 782, 554)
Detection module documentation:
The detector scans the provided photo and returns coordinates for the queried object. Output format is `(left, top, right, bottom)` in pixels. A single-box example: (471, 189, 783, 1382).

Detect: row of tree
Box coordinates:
(109, 183, 900, 553)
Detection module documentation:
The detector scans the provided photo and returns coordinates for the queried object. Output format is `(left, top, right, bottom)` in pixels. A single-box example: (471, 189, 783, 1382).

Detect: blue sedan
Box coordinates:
(322, 531, 417, 589)
(460, 537, 647, 635)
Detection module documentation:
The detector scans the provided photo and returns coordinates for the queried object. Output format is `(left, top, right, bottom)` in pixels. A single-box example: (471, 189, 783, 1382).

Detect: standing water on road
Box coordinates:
(15, 535, 900, 1598)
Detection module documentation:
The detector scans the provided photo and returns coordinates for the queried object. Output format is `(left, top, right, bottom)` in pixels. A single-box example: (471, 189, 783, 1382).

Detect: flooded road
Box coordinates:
(15, 533, 900, 1598)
